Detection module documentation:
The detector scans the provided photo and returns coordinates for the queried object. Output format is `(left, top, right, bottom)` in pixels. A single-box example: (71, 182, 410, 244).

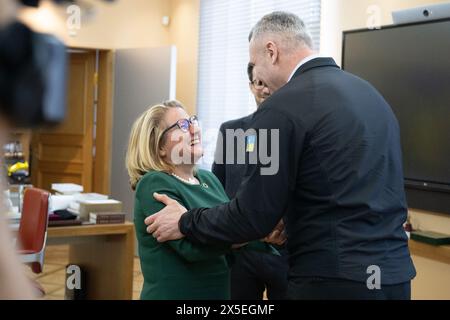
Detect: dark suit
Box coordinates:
(181, 58, 416, 299)
(213, 115, 288, 300)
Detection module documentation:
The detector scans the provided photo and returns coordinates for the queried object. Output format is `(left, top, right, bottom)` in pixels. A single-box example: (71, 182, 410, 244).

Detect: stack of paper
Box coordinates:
(51, 183, 84, 195)
(73, 193, 108, 202)
(61, 193, 109, 216)
(78, 199, 123, 221)
(50, 195, 75, 211)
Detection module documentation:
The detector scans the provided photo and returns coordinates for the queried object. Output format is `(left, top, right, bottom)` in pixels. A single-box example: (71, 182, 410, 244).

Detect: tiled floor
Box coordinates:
(26, 245, 143, 300)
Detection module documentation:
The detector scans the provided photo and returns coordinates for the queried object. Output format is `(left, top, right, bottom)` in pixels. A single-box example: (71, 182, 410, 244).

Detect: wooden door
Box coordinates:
(31, 51, 96, 192)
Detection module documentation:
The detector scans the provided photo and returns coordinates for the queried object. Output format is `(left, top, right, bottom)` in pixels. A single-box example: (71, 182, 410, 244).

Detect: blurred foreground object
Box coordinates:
(0, 20, 67, 127)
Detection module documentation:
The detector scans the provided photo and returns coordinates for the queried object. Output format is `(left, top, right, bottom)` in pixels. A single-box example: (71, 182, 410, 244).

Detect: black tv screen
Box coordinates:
(343, 19, 450, 192)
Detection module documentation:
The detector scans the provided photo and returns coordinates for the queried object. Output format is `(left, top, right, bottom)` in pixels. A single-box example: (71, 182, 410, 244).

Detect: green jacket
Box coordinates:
(134, 169, 232, 300)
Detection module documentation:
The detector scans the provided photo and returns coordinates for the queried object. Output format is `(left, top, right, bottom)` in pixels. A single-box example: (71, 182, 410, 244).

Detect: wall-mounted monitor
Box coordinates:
(343, 18, 450, 213)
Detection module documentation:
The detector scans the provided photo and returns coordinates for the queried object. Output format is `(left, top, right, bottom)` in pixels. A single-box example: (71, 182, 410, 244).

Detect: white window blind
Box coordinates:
(196, 0, 321, 169)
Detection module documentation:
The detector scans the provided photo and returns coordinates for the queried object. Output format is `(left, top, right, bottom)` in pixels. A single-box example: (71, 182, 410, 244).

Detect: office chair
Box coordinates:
(17, 188, 50, 295)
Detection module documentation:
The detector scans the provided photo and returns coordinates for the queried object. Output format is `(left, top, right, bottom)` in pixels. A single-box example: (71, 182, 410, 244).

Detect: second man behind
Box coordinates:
(212, 64, 289, 300)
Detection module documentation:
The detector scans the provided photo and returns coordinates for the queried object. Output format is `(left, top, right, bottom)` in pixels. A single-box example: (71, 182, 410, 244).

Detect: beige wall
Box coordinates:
(19, 0, 171, 48)
(411, 255, 450, 300)
(410, 210, 450, 299)
(66, 0, 171, 49)
(321, 0, 450, 299)
(168, 0, 200, 115)
(20, 0, 199, 114)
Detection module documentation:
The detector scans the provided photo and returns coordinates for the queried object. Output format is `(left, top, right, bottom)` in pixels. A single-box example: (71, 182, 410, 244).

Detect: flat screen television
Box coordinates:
(342, 19, 450, 195)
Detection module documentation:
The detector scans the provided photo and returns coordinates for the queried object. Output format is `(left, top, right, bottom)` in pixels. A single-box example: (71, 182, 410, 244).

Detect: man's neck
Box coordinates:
(284, 48, 317, 83)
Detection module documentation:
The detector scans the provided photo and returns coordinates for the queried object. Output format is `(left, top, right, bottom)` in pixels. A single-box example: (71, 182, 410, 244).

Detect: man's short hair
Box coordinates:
(248, 11, 313, 49)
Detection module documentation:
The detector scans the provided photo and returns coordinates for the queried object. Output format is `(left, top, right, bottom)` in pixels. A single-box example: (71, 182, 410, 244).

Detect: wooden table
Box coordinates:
(409, 239, 450, 265)
(47, 222, 135, 300)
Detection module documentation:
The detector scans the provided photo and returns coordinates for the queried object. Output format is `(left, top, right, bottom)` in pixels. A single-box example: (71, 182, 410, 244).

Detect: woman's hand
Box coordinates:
(262, 219, 286, 246)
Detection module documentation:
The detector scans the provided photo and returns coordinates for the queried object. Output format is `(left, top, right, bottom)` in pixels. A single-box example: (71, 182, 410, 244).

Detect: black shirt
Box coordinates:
(180, 58, 416, 285)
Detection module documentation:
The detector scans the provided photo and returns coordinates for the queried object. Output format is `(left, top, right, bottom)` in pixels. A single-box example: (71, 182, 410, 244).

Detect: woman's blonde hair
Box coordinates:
(126, 100, 185, 190)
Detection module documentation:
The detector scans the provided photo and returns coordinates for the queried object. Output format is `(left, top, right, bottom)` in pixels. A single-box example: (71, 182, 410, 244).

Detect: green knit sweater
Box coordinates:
(134, 169, 232, 300)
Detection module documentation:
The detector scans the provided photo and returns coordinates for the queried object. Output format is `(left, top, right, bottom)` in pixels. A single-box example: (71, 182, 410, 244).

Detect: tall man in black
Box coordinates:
(146, 11, 416, 299)
(212, 64, 288, 300)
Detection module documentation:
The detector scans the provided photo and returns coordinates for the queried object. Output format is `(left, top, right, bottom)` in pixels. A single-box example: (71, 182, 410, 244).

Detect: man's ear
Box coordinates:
(266, 41, 279, 65)
(249, 82, 254, 92)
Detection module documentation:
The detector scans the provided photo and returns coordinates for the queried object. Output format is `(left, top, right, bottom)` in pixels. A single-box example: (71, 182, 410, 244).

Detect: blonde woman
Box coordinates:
(127, 101, 249, 299)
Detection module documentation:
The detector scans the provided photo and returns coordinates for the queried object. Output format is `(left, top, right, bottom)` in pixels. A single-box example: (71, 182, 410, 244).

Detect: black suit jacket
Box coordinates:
(212, 115, 254, 199)
(181, 58, 416, 285)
